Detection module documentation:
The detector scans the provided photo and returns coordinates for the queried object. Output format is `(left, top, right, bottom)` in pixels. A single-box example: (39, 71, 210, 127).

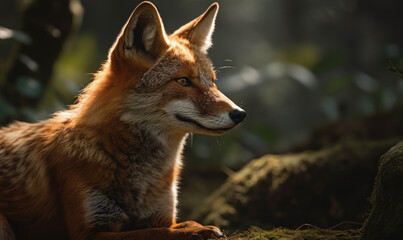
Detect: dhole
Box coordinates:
(0, 2, 245, 240)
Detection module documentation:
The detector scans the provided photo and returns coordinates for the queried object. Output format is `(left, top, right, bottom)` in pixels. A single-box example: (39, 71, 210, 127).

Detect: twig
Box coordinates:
(295, 223, 322, 231)
(328, 221, 362, 230)
(388, 63, 403, 80)
(295, 221, 362, 231)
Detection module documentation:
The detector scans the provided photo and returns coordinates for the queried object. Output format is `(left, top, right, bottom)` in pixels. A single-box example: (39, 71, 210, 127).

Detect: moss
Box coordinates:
(193, 139, 399, 230)
(361, 141, 403, 240)
(227, 226, 361, 240)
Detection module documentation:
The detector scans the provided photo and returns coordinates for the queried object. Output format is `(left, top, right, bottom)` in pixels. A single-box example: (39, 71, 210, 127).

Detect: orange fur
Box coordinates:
(0, 2, 245, 240)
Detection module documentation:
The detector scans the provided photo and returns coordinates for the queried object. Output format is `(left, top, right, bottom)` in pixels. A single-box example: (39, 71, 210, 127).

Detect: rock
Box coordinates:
(192, 139, 399, 230)
(361, 141, 403, 240)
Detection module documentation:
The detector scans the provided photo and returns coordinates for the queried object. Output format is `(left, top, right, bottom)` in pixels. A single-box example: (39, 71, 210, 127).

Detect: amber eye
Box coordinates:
(175, 77, 192, 87)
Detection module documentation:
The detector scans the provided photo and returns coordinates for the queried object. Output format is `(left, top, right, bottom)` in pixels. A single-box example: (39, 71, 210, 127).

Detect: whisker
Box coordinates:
(218, 66, 236, 70)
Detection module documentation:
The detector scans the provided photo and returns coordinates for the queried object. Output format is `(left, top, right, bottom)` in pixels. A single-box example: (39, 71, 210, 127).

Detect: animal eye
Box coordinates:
(175, 77, 192, 87)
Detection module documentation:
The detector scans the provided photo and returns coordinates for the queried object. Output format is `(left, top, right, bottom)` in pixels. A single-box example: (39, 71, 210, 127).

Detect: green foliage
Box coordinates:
(313, 51, 347, 74)
(38, 34, 99, 111)
(322, 75, 353, 95)
(16, 76, 42, 98)
(276, 44, 322, 69)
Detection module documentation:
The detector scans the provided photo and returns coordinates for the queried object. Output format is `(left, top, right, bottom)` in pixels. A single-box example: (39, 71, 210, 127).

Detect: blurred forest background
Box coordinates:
(1, 0, 403, 231)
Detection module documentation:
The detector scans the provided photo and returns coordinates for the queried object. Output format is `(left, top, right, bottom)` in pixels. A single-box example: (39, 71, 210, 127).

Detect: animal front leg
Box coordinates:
(62, 183, 224, 240)
(95, 222, 225, 240)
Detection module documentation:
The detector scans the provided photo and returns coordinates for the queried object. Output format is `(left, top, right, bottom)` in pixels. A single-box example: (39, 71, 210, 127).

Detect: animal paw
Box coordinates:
(172, 221, 225, 240)
(190, 225, 225, 240)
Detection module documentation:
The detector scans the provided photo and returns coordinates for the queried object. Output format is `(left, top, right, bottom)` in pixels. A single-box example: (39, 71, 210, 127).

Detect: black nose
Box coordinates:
(229, 109, 246, 124)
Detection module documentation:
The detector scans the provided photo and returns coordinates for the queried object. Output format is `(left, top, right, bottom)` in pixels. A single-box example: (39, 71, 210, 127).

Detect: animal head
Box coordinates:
(82, 1, 245, 137)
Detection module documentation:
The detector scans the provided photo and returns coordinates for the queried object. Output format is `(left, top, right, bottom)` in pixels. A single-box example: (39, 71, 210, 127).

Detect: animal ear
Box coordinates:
(112, 1, 169, 62)
(173, 2, 219, 53)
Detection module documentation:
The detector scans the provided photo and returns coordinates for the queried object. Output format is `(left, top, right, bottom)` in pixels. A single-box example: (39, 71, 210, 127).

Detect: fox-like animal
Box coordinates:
(0, 2, 245, 240)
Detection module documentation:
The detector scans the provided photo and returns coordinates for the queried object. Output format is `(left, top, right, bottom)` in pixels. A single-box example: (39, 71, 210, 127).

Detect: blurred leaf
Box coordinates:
(18, 54, 39, 72)
(16, 76, 43, 98)
(0, 26, 31, 44)
(38, 34, 99, 110)
(354, 72, 378, 93)
(55, 33, 99, 74)
(322, 75, 352, 95)
(313, 50, 346, 74)
(276, 44, 321, 69)
(320, 96, 339, 120)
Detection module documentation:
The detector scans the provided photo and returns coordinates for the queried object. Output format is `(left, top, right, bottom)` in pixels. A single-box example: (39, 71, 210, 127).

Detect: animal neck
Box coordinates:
(60, 61, 189, 163)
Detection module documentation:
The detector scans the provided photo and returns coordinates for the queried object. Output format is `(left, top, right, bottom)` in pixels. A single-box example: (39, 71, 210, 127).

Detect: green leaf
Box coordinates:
(16, 76, 43, 98)
(322, 75, 353, 95)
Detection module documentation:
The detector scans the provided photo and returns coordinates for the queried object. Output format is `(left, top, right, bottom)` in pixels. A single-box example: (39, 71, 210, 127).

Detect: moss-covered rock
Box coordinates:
(227, 226, 361, 240)
(361, 141, 403, 240)
(192, 139, 399, 230)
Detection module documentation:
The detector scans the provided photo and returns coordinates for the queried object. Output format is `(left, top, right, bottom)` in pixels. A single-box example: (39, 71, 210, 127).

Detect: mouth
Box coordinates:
(175, 114, 233, 132)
